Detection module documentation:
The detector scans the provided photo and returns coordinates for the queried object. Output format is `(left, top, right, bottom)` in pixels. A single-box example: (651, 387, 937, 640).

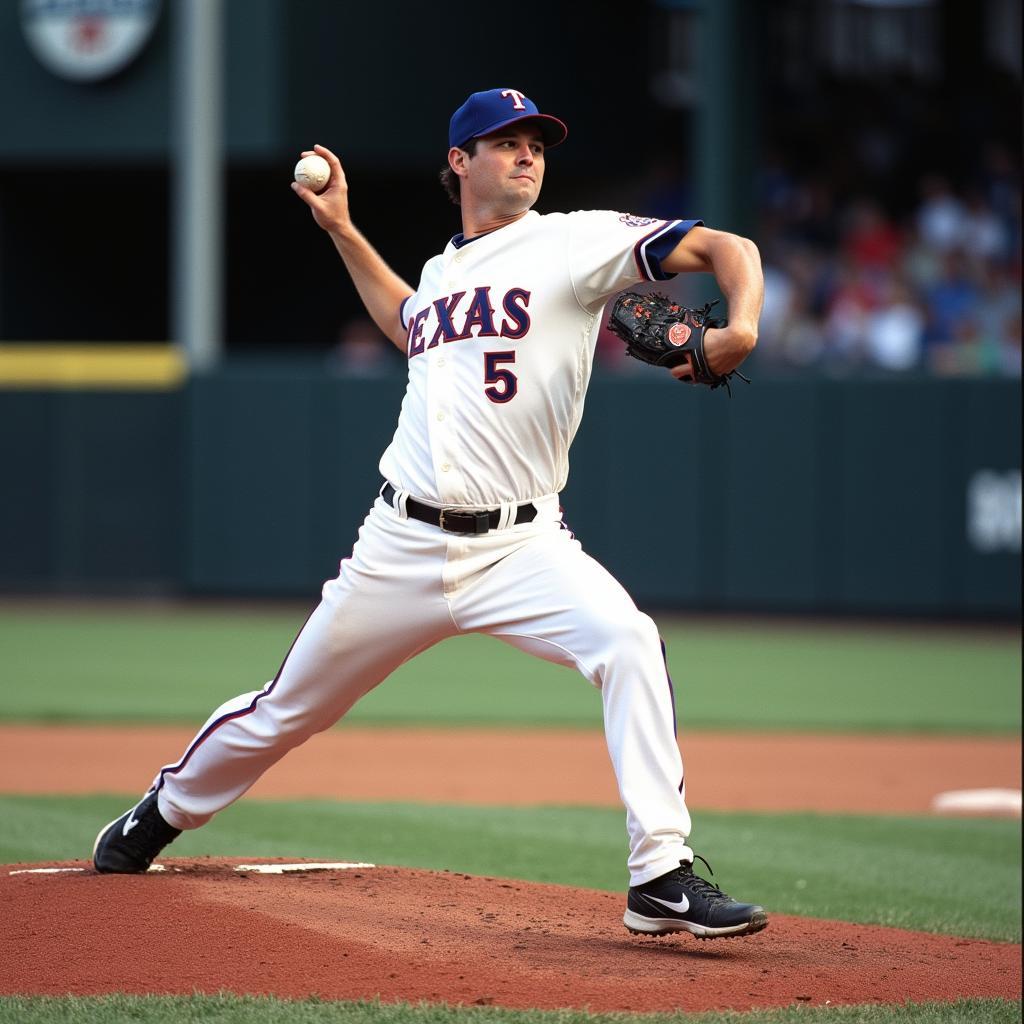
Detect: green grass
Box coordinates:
(2, 795, 1019, 942)
(0, 996, 1019, 1024)
(0, 605, 1019, 733)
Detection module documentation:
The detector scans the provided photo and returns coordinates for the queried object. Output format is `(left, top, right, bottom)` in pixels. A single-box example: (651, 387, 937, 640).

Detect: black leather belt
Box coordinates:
(382, 482, 537, 535)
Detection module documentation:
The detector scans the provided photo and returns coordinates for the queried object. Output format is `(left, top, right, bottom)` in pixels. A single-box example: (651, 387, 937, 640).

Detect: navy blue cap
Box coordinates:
(448, 88, 568, 150)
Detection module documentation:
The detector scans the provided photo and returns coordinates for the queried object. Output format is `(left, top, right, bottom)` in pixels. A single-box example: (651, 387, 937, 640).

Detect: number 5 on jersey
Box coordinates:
(484, 351, 517, 403)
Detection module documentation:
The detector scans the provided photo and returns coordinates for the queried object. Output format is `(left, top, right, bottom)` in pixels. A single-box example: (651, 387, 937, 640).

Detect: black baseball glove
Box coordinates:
(606, 292, 750, 394)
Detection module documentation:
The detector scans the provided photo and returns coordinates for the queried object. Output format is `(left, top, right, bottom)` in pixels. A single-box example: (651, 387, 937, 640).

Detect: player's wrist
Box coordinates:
(326, 218, 359, 244)
(728, 317, 759, 342)
(712, 321, 757, 354)
(703, 324, 756, 376)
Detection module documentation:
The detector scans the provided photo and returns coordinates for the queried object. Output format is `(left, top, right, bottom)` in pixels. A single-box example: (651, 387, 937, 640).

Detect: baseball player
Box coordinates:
(94, 89, 766, 940)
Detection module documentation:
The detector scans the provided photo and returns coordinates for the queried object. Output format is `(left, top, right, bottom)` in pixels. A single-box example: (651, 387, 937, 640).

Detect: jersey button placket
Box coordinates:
(429, 343, 457, 501)
(434, 370, 458, 496)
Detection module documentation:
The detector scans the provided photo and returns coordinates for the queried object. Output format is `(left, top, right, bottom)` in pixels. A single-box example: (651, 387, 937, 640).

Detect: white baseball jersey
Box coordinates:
(380, 210, 702, 506)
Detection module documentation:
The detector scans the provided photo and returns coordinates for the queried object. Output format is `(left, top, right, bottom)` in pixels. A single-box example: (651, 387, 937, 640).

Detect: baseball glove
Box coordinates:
(606, 292, 750, 394)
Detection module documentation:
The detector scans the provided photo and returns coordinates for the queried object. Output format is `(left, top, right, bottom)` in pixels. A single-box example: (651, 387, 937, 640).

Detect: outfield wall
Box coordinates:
(1, 372, 1019, 616)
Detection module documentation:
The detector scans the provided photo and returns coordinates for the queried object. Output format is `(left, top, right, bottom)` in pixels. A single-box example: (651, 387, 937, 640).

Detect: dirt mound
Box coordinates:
(2, 860, 1019, 1012)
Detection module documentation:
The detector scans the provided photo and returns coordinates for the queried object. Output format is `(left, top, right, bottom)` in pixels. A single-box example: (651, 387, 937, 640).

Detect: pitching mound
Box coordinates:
(2, 860, 1019, 1012)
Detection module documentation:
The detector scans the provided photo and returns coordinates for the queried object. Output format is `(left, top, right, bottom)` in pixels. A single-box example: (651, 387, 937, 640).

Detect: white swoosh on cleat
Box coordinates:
(122, 808, 142, 836)
(645, 893, 689, 913)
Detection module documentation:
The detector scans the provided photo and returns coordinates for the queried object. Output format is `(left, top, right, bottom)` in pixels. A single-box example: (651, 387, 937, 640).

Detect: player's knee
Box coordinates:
(197, 689, 267, 732)
(617, 612, 662, 660)
(242, 690, 332, 746)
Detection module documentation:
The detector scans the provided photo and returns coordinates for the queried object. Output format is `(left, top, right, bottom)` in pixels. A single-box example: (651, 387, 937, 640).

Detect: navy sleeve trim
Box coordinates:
(399, 294, 414, 329)
(633, 219, 704, 281)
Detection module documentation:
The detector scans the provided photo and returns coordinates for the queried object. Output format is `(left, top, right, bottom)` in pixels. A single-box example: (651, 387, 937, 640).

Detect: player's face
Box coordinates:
(464, 126, 545, 213)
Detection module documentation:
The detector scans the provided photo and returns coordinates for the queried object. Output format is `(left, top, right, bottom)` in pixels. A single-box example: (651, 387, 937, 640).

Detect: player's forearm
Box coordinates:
(661, 228, 763, 375)
(701, 234, 763, 373)
(328, 224, 414, 352)
(705, 234, 763, 339)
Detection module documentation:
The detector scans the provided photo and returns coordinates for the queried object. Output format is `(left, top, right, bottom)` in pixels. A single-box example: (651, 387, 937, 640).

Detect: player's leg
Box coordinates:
(450, 527, 689, 880)
(153, 582, 442, 830)
(94, 499, 457, 872)
(449, 523, 766, 938)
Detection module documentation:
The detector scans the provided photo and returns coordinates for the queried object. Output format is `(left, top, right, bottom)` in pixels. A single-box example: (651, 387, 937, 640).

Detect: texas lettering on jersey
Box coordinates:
(407, 286, 531, 358)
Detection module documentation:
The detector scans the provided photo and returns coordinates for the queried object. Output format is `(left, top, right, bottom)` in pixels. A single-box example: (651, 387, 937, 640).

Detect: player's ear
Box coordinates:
(448, 146, 470, 179)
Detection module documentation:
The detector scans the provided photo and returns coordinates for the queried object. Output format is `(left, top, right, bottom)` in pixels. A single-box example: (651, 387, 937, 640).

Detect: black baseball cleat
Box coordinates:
(624, 855, 768, 939)
(92, 791, 182, 873)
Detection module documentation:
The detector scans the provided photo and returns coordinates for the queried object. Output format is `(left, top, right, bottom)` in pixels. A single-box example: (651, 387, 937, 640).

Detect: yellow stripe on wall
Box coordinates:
(0, 345, 188, 389)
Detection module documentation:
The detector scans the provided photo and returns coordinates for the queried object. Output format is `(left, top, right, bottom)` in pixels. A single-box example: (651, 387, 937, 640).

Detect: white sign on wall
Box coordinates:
(967, 469, 1022, 554)
(21, 0, 163, 83)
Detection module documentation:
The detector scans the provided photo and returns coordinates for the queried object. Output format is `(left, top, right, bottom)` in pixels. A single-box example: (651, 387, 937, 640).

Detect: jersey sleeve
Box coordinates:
(566, 211, 704, 310)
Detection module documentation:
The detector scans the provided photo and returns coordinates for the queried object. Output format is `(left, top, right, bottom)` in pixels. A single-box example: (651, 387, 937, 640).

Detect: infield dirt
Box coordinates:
(1, 724, 1020, 814)
(2, 859, 1021, 1012)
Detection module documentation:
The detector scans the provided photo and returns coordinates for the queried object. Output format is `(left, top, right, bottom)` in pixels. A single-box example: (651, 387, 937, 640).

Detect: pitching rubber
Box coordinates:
(623, 908, 769, 939)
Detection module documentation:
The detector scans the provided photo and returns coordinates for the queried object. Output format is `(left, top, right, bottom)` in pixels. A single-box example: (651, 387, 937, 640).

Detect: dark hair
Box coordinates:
(439, 138, 479, 205)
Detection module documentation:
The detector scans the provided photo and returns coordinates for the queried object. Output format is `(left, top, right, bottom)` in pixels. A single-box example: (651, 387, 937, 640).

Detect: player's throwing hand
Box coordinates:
(291, 144, 350, 235)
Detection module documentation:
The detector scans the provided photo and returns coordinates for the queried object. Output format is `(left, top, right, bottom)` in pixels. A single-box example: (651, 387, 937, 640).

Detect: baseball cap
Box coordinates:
(448, 88, 568, 150)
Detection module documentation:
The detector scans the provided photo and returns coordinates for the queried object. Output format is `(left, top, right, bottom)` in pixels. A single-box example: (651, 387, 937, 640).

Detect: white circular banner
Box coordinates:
(22, 0, 163, 83)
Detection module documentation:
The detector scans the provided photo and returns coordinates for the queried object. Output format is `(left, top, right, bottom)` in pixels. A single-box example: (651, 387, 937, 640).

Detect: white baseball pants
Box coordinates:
(154, 492, 693, 885)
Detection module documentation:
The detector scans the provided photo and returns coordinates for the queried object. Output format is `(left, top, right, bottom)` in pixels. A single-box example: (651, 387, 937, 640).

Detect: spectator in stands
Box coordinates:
(843, 199, 902, 273)
(326, 317, 401, 377)
(961, 189, 1010, 266)
(823, 258, 876, 369)
(865, 278, 925, 372)
(924, 251, 981, 346)
(916, 175, 966, 253)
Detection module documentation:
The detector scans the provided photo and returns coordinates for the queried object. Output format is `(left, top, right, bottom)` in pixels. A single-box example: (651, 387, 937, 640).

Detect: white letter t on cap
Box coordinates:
(501, 89, 526, 110)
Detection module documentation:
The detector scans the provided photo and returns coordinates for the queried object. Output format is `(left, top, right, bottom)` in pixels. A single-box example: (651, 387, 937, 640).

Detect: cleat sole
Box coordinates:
(624, 908, 768, 940)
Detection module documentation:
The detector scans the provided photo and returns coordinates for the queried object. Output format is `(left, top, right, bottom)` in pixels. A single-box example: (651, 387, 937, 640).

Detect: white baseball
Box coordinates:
(294, 154, 331, 192)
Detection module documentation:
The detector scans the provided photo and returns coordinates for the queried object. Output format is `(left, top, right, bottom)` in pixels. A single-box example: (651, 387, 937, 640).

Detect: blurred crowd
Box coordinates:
(755, 144, 1021, 377)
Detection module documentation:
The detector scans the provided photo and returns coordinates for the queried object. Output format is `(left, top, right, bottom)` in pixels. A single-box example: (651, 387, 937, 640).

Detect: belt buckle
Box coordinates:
(439, 508, 491, 535)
